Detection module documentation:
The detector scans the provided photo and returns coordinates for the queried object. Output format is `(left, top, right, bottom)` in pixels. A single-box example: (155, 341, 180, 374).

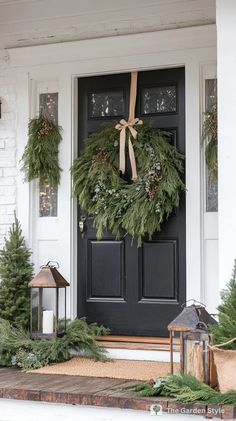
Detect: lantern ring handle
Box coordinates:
(40, 261, 60, 269)
(181, 299, 206, 308)
(196, 321, 208, 330)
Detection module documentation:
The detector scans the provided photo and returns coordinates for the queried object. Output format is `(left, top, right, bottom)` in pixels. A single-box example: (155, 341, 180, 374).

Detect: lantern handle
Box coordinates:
(40, 261, 60, 269)
(181, 299, 206, 308)
(196, 321, 208, 330)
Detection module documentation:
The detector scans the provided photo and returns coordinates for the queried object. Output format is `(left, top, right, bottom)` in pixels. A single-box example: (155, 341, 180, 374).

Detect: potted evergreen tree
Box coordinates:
(210, 262, 236, 392)
(0, 215, 34, 331)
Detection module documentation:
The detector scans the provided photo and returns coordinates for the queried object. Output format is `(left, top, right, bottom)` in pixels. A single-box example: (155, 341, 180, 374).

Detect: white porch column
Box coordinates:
(217, 0, 236, 290)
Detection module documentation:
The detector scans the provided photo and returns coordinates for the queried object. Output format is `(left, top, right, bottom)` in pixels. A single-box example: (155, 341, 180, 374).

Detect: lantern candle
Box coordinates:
(43, 310, 54, 334)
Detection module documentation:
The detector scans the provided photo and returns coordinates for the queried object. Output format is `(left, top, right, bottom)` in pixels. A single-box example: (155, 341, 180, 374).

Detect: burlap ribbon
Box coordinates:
(115, 72, 143, 180)
(208, 337, 236, 350)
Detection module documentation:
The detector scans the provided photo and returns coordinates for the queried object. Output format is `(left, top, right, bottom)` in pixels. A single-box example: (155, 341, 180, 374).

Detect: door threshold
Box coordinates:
(97, 335, 180, 352)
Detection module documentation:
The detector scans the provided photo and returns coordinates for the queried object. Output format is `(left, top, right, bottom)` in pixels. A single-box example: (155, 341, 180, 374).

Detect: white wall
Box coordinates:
(0, 65, 17, 249)
(217, 0, 236, 290)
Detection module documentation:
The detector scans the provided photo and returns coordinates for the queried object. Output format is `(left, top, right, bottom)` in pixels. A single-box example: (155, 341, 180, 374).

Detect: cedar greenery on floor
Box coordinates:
(0, 318, 109, 371)
(126, 374, 236, 405)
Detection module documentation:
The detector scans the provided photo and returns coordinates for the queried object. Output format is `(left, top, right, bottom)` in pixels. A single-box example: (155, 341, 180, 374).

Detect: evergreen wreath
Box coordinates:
(72, 124, 185, 245)
(202, 103, 217, 180)
(21, 115, 62, 187)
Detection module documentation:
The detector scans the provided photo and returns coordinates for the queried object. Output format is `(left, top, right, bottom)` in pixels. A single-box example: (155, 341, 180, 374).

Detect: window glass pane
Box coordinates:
(142, 85, 177, 114)
(89, 90, 124, 118)
(205, 79, 217, 111)
(39, 182, 58, 217)
(205, 79, 218, 212)
(206, 177, 218, 212)
(38, 92, 58, 217)
(39, 92, 58, 124)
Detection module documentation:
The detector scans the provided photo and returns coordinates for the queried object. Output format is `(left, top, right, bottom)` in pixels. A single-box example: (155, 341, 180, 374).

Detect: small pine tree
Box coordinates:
(210, 261, 236, 349)
(0, 215, 34, 331)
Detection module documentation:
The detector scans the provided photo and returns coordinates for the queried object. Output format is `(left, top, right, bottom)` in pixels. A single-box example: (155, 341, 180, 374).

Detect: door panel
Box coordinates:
(88, 240, 125, 299)
(141, 241, 177, 300)
(77, 68, 185, 336)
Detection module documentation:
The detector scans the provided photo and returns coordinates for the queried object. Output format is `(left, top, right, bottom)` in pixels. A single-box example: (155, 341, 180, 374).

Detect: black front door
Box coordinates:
(77, 68, 185, 336)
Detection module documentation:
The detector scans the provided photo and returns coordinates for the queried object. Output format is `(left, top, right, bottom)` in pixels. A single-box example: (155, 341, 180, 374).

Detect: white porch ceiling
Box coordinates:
(0, 0, 215, 49)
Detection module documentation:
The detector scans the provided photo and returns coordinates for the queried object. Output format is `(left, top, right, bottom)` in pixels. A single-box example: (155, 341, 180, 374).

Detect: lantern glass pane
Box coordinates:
(31, 288, 57, 337)
(58, 288, 66, 335)
(41, 288, 57, 336)
(183, 333, 210, 384)
(31, 288, 41, 335)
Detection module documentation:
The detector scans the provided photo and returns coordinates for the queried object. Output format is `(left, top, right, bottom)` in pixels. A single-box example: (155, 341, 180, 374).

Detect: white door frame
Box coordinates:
(12, 24, 217, 319)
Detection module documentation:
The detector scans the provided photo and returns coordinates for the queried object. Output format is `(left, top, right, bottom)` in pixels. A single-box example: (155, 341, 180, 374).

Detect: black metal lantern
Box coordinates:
(28, 261, 69, 339)
(168, 300, 217, 384)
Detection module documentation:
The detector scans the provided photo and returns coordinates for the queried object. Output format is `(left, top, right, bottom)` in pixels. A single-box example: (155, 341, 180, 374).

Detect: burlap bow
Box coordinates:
(115, 117, 142, 179)
(115, 72, 143, 180)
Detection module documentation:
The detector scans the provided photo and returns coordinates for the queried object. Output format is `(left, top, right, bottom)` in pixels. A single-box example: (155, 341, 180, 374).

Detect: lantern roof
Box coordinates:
(168, 303, 217, 332)
(28, 262, 69, 288)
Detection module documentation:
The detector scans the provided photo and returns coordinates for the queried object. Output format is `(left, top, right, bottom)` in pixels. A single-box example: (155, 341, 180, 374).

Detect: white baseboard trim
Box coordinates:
(105, 348, 180, 363)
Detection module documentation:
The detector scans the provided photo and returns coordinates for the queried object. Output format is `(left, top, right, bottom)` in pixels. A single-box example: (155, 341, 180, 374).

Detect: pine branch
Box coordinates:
(0, 317, 110, 370)
(125, 374, 236, 405)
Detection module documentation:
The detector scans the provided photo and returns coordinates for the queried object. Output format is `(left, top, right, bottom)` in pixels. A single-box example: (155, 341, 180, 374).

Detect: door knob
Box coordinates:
(79, 215, 86, 239)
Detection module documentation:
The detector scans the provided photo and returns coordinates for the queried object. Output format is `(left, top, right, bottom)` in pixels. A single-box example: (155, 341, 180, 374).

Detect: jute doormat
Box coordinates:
(29, 358, 179, 381)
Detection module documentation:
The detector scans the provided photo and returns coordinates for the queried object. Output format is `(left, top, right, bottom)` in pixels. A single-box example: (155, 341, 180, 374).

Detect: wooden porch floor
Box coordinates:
(0, 367, 160, 410)
(0, 367, 235, 418)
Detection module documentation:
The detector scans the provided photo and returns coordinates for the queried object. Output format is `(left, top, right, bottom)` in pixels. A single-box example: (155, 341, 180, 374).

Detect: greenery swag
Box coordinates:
(21, 115, 62, 187)
(202, 103, 217, 180)
(0, 318, 109, 371)
(72, 124, 185, 245)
